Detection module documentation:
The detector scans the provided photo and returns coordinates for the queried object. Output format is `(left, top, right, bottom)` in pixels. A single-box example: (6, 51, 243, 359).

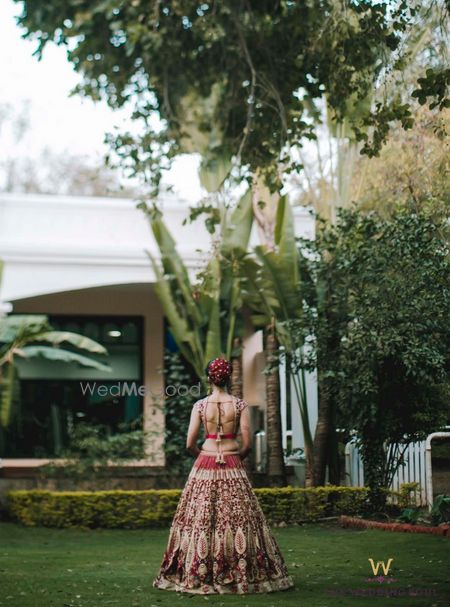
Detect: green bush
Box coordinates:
(7, 485, 372, 528)
(430, 494, 450, 525)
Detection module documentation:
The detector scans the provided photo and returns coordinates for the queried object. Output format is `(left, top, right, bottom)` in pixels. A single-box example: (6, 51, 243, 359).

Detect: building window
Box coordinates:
(0, 314, 144, 458)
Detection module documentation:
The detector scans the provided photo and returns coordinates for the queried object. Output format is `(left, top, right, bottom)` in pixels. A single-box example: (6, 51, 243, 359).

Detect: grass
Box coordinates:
(0, 520, 448, 607)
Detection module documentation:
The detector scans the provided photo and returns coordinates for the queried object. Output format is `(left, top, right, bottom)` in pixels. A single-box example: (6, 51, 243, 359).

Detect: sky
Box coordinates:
(0, 0, 202, 202)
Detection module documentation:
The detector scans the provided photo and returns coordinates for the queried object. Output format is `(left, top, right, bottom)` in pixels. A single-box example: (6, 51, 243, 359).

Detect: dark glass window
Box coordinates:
(0, 314, 144, 458)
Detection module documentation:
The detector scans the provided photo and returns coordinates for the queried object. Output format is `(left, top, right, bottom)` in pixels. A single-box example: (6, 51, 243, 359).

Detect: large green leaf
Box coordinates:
(29, 331, 108, 355)
(149, 215, 204, 326)
(204, 298, 221, 363)
(0, 362, 19, 428)
(225, 278, 240, 358)
(221, 188, 254, 254)
(147, 250, 194, 345)
(14, 346, 112, 372)
(146, 250, 205, 379)
(275, 196, 299, 287)
(0, 315, 50, 343)
(199, 155, 232, 193)
(254, 246, 301, 320)
(203, 256, 222, 363)
(241, 256, 277, 327)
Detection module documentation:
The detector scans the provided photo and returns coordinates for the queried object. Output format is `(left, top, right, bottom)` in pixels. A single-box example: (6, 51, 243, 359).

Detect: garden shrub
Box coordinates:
(7, 485, 372, 528)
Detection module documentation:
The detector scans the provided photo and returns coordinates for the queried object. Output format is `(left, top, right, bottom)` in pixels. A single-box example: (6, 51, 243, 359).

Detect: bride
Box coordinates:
(153, 357, 295, 594)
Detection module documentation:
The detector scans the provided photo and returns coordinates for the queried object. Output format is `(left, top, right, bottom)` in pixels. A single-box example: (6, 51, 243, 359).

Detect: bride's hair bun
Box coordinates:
(206, 357, 233, 387)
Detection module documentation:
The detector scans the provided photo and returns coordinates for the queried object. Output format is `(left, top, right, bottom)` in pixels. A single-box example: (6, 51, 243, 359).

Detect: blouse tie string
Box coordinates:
(215, 401, 226, 465)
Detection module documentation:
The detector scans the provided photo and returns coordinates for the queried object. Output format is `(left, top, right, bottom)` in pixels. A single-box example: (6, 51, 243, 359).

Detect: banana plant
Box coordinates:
(144, 187, 253, 388)
(0, 306, 111, 428)
(242, 196, 316, 486)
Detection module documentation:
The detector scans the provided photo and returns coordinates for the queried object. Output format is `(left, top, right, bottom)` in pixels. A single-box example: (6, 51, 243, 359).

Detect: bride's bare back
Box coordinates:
(186, 394, 252, 458)
(202, 396, 240, 453)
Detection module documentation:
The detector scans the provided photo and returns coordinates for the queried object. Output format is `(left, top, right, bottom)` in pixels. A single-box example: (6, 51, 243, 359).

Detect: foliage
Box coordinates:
(14, 1, 450, 194)
(0, 313, 111, 428)
(295, 206, 450, 509)
(162, 349, 200, 476)
(7, 485, 372, 528)
(242, 197, 315, 484)
(397, 507, 421, 524)
(350, 106, 450, 215)
(395, 491, 450, 526)
(142, 189, 253, 384)
(37, 417, 153, 480)
(430, 494, 450, 525)
(389, 481, 421, 510)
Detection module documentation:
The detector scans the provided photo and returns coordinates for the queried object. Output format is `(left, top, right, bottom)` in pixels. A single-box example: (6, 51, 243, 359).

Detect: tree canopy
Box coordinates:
(297, 205, 450, 505)
(14, 0, 449, 193)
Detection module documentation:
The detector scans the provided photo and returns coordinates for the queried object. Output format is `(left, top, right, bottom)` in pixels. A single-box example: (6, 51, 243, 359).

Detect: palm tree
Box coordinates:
(243, 197, 315, 487)
(263, 321, 286, 485)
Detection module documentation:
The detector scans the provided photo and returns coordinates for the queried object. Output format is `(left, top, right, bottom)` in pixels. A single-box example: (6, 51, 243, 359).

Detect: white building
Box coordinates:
(0, 192, 317, 469)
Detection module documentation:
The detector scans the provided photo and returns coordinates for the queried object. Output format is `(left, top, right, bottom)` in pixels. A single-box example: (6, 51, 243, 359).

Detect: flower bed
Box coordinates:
(339, 515, 450, 537)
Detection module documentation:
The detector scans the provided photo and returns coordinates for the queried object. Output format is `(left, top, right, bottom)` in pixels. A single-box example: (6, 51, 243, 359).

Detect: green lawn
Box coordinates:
(0, 521, 448, 607)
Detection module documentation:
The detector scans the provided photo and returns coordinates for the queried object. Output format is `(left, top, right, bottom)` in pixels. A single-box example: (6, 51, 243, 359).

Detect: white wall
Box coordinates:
(0, 192, 315, 302)
(0, 192, 206, 301)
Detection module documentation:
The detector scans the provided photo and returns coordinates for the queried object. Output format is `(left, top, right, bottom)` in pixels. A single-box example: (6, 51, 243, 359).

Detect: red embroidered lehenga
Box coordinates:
(152, 396, 295, 594)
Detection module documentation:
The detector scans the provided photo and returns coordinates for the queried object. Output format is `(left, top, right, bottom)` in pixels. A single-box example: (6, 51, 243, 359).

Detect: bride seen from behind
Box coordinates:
(152, 357, 295, 594)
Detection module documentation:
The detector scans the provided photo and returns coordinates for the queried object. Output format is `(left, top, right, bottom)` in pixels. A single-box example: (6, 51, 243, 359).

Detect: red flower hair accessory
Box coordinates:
(207, 357, 233, 384)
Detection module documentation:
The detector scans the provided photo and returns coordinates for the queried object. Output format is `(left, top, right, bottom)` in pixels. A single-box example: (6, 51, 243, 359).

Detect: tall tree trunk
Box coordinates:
(312, 371, 331, 485)
(326, 400, 341, 485)
(312, 271, 341, 486)
(230, 336, 243, 399)
(264, 323, 286, 486)
(360, 431, 388, 513)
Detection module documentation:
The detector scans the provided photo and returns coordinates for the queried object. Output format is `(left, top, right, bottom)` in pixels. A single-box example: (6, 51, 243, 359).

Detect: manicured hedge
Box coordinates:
(6, 485, 372, 528)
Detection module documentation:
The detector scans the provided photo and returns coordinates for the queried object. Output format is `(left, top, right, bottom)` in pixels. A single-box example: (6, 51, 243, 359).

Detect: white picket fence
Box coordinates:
(344, 429, 450, 508)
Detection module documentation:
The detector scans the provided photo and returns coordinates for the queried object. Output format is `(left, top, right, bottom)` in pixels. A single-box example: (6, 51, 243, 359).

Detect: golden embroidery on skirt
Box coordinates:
(180, 530, 190, 554)
(152, 450, 295, 594)
(213, 529, 221, 557)
(185, 530, 196, 571)
(197, 529, 208, 560)
(235, 526, 246, 555)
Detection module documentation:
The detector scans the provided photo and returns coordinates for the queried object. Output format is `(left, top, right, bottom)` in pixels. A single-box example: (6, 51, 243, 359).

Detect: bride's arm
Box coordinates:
(186, 402, 202, 457)
(238, 404, 252, 460)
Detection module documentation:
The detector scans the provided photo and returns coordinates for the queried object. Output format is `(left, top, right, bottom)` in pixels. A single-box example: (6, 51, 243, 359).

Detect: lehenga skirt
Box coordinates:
(152, 451, 295, 594)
